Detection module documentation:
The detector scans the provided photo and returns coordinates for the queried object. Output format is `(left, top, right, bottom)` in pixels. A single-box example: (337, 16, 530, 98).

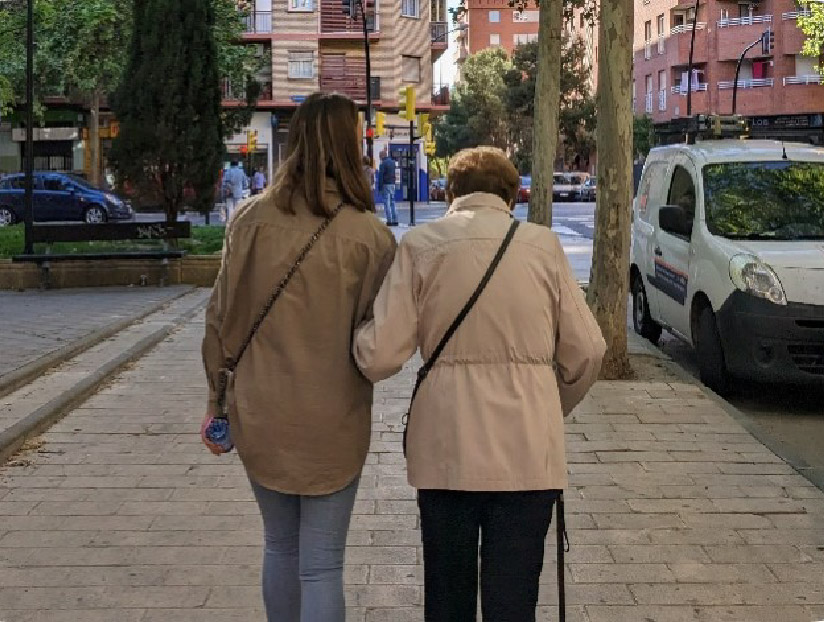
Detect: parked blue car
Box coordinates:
(0, 172, 133, 226)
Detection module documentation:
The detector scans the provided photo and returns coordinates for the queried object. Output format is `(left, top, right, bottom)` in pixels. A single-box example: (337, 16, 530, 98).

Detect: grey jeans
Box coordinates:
(250, 477, 360, 622)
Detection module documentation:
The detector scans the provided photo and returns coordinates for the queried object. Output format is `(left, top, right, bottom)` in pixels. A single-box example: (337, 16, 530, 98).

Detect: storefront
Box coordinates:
(749, 114, 824, 145)
(224, 111, 275, 185)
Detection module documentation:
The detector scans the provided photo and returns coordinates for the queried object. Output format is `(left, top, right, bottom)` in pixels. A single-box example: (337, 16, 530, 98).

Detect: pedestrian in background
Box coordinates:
(377, 149, 398, 227)
(202, 93, 396, 622)
(362, 156, 374, 191)
(222, 160, 247, 222)
(353, 146, 606, 622)
(252, 166, 267, 196)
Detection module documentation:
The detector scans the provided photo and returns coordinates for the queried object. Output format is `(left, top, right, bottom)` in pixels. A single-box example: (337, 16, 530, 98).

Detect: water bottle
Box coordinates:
(205, 417, 234, 453)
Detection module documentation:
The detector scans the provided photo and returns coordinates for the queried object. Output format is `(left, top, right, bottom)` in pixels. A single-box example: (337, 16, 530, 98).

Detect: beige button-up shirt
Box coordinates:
(203, 186, 396, 495)
(354, 192, 606, 491)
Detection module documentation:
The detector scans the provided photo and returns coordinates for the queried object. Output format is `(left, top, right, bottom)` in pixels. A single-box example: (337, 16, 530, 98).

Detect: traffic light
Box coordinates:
(247, 130, 258, 152)
(425, 142, 436, 156)
(761, 28, 774, 55)
(398, 86, 415, 120)
(375, 111, 386, 137)
(423, 122, 433, 143)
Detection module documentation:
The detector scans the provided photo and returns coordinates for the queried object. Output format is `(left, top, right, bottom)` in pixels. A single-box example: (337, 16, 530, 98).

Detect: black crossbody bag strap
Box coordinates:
(402, 219, 520, 456)
(214, 202, 344, 418)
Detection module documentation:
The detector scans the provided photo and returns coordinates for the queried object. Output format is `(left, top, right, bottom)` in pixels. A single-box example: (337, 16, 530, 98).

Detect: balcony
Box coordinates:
(432, 85, 449, 107)
(320, 0, 378, 37)
(718, 78, 774, 89)
(432, 21, 448, 61)
(716, 83, 775, 116)
(667, 23, 708, 66)
(242, 11, 273, 35)
(716, 15, 773, 61)
(780, 10, 809, 55)
(784, 75, 823, 86)
(670, 82, 709, 95)
(222, 79, 273, 102)
(319, 55, 381, 102)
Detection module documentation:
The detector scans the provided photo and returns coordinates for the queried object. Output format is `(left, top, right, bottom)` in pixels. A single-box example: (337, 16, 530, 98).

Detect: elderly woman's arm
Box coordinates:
(553, 237, 607, 416)
(353, 238, 419, 383)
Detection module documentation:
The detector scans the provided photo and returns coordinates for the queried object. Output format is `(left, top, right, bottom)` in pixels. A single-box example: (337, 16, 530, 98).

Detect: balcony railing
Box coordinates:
(670, 22, 706, 35)
(432, 22, 448, 43)
(657, 36, 665, 54)
(222, 79, 273, 101)
(321, 0, 377, 34)
(784, 75, 823, 86)
(658, 89, 667, 111)
(717, 14, 772, 28)
(242, 11, 273, 34)
(782, 9, 812, 20)
(645, 93, 653, 113)
(671, 83, 709, 94)
(432, 86, 450, 106)
(718, 78, 775, 89)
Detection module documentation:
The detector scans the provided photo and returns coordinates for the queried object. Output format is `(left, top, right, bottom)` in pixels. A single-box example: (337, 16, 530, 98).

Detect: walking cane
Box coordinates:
(556, 492, 569, 622)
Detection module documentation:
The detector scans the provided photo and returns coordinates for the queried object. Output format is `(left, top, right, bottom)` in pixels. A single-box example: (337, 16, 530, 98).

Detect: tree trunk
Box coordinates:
(528, 0, 563, 226)
(586, 0, 634, 379)
(89, 90, 101, 187)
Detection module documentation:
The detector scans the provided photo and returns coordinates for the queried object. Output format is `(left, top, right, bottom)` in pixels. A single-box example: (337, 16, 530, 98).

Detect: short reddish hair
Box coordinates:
(447, 147, 520, 205)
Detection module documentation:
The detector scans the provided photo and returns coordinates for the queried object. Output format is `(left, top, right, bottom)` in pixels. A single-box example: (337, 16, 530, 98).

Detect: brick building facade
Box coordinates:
(633, 0, 824, 143)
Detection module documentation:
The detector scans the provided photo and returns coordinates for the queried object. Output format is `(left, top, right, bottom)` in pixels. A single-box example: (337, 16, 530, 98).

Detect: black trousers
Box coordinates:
(418, 489, 558, 622)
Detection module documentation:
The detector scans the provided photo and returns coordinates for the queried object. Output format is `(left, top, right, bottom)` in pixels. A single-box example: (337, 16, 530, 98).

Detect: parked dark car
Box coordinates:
(517, 176, 531, 203)
(430, 178, 446, 201)
(0, 172, 133, 226)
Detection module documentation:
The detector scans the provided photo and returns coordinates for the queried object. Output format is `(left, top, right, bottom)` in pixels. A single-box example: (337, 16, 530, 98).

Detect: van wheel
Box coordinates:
(632, 275, 662, 344)
(696, 307, 730, 395)
(0, 207, 15, 227)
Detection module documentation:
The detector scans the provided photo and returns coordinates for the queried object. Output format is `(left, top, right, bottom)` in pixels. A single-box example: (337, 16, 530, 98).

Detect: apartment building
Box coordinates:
(225, 0, 447, 199)
(634, 0, 824, 144)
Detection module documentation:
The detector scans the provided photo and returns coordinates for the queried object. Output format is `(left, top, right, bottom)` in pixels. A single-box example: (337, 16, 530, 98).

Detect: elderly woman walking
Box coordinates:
(201, 93, 396, 622)
(354, 147, 606, 622)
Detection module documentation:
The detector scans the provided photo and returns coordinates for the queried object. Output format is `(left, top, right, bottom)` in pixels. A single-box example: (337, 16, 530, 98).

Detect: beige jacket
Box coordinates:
(203, 184, 396, 495)
(353, 192, 606, 491)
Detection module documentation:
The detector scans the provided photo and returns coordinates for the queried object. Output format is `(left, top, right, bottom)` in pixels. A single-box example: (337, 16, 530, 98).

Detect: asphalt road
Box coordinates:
(654, 331, 824, 491)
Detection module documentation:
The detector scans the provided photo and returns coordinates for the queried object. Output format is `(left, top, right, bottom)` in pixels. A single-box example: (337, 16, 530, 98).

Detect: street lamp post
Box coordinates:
(24, 0, 34, 255)
(355, 0, 374, 162)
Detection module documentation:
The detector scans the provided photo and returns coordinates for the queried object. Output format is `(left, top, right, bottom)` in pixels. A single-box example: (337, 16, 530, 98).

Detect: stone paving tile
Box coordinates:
(0, 286, 190, 379)
(0, 309, 822, 621)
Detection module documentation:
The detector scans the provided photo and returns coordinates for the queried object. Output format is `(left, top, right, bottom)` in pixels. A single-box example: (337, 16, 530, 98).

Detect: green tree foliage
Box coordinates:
(109, 0, 224, 222)
(633, 115, 655, 159)
(435, 48, 511, 156)
(798, 1, 824, 75)
(502, 33, 595, 173)
(0, 0, 261, 136)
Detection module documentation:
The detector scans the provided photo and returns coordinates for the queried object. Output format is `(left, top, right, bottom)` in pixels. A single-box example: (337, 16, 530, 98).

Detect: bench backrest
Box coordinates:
(31, 222, 192, 244)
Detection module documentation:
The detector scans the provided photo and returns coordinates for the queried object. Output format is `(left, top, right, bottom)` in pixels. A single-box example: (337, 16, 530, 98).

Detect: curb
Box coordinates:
(634, 334, 824, 492)
(0, 286, 195, 400)
(0, 295, 205, 464)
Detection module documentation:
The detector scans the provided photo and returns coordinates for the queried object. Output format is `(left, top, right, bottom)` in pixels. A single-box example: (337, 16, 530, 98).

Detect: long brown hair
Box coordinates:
(269, 93, 374, 216)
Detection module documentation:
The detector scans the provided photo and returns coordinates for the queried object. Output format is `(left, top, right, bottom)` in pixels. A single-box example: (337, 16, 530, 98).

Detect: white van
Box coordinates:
(630, 140, 824, 392)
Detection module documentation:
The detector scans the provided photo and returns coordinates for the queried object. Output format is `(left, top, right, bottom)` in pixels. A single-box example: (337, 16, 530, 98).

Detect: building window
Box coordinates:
(401, 0, 419, 18)
(513, 10, 538, 23)
(658, 70, 667, 110)
(289, 0, 313, 11)
(645, 75, 653, 113)
(288, 52, 314, 79)
(489, 10, 500, 22)
(580, 13, 585, 29)
(514, 33, 538, 46)
(644, 20, 652, 42)
(490, 33, 501, 46)
(402, 55, 421, 83)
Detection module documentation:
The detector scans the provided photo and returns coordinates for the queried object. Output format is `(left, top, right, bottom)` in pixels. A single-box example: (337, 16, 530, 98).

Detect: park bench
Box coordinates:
(12, 221, 191, 289)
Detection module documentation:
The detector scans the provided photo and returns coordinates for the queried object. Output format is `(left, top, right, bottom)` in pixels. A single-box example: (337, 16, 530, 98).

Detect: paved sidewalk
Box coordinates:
(0, 311, 823, 621)
(0, 287, 191, 382)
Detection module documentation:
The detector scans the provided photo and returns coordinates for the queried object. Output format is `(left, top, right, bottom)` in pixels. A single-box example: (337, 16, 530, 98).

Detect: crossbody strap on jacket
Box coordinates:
(214, 202, 344, 418)
(402, 218, 520, 456)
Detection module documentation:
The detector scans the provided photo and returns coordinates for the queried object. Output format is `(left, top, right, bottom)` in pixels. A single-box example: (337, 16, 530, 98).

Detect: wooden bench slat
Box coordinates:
(13, 250, 186, 263)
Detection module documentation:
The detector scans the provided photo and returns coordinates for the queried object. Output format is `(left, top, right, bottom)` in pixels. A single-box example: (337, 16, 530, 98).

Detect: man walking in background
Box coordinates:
(377, 149, 398, 227)
(252, 166, 267, 196)
(222, 161, 247, 222)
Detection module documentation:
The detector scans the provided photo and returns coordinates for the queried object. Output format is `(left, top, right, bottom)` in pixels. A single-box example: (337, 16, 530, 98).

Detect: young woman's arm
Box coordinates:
(353, 237, 419, 383)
